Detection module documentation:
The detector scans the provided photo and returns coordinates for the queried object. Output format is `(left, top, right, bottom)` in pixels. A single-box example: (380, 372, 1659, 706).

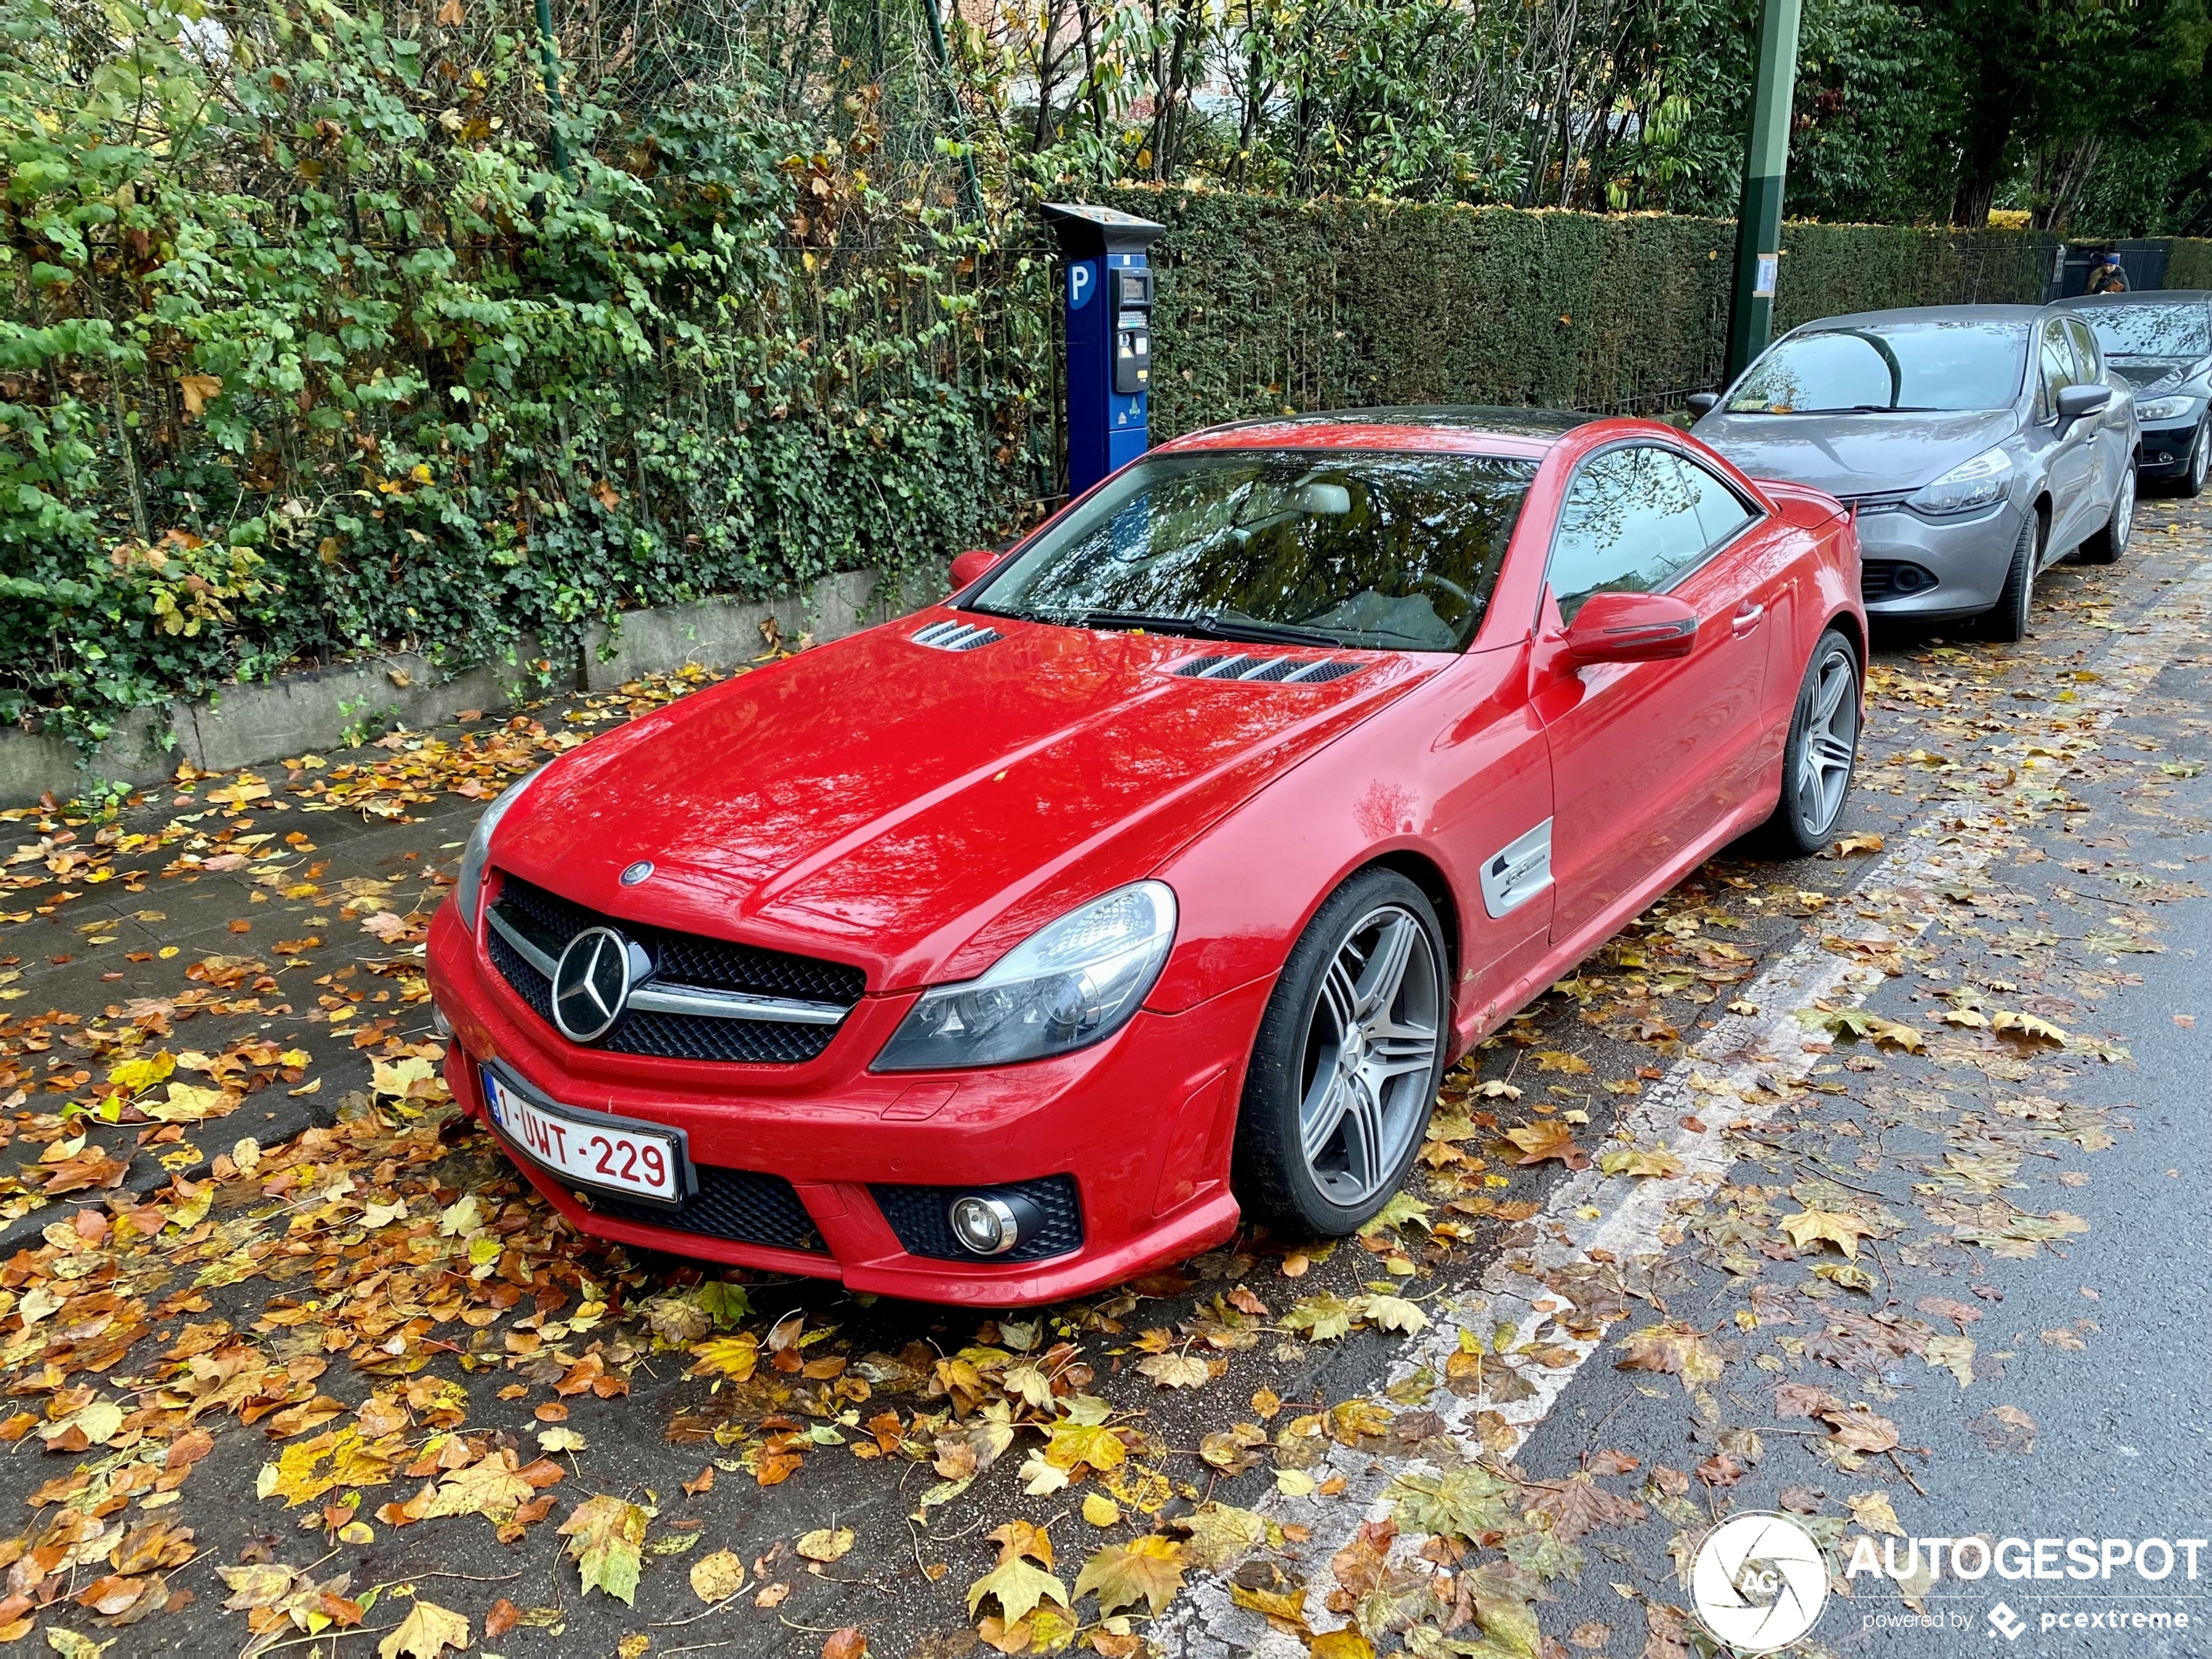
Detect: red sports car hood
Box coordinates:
(494, 612, 1430, 988)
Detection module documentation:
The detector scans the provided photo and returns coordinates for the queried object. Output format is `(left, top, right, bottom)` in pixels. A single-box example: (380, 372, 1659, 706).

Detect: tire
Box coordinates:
(1758, 629, 1862, 856)
(1231, 868, 1449, 1238)
(1981, 509, 2041, 644)
(2181, 422, 2209, 499)
(2078, 460, 2135, 565)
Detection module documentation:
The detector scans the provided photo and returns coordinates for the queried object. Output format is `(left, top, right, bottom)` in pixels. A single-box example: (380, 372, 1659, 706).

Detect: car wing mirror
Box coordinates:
(950, 549, 1002, 589)
(1685, 391, 1720, 417)
(1561, 591, 1700, 665)
(2055, 383, 2111, 421)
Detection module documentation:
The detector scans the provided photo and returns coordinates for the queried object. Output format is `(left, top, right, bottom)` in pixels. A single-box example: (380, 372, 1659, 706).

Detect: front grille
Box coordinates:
(1861, 560, 1939, 603)
(590, 1164, 826, 1253)
(871, 1175, 1084, 1264)
(487, 873, 863, 1062)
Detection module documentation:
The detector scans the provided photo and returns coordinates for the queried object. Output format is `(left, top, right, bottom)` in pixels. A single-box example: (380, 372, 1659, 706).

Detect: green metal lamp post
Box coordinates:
(1723, 0, 1804, 382)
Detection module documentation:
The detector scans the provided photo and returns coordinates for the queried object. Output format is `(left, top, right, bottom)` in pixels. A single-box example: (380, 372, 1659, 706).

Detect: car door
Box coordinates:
(2038, 319, 2101, 555)
(1531, 442, 1775, 946)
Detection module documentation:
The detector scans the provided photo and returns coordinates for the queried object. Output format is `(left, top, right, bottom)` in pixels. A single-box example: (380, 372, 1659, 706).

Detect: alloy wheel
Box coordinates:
(1296, 905, 1440, 1207)
(1795, 645, 1859, 837)
(2111, 466, 2135, 554)
(2194, 427, 2209, 495)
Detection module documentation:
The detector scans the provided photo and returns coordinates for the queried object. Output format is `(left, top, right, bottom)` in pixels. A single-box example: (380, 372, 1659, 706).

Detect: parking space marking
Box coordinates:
(1163, 549, 2212, 1658)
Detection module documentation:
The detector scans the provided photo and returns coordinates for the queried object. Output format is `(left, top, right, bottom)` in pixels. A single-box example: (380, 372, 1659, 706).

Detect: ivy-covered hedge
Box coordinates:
(0, 3, 2106, 747)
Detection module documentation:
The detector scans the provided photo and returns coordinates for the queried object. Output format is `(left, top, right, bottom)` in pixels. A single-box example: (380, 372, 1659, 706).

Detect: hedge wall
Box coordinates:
(2164, 239, 2212, 290)
(1107, 186, 2061, 437)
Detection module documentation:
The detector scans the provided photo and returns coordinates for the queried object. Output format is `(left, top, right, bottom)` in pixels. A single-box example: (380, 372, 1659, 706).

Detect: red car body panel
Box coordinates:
(425, 414, 1863, 1305)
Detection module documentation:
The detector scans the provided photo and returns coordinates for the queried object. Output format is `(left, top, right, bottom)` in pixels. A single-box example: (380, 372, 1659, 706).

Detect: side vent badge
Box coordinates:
(1480, 819, 1554, 920)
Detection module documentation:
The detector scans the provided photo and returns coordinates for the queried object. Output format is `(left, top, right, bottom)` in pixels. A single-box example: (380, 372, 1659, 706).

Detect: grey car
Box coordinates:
(1688, 305, 2141, 641)
(2054, 289, 2212, 496)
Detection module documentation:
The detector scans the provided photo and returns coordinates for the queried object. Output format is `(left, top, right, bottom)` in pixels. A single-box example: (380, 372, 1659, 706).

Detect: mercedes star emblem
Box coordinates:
(620, 860, 654, 887)
(550, 926, 632, 1042)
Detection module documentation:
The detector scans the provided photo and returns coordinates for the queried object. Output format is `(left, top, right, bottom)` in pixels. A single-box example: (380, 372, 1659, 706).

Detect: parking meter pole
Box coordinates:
(1724, 0, 1802, 382)
(1042, 203, 1165, 501)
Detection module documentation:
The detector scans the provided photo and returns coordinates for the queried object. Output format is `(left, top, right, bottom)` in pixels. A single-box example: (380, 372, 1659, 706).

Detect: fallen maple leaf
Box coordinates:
(1136, 1352, 1211, 1389)
(1075, 1536, 1187, 1617)
(560, 1494, 647, 1604)
(1614, 1323, 1726, 1389)
(968, 1555, 1069, 1625)
(378, 1599, 469, 1659)
(1780, 1205, 1877, 1259)
(1501, 1120, 1588, 1168)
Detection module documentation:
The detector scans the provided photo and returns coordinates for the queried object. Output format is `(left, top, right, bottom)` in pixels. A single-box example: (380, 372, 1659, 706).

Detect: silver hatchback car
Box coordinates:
(1689, 306, 2141, 641)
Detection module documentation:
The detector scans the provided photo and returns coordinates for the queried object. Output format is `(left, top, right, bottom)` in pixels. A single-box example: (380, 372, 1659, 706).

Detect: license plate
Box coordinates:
(483, 1070, 685, 1204)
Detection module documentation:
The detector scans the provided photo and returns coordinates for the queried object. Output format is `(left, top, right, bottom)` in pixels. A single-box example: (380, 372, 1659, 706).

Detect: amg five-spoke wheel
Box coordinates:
(1764, 629, 1863, 855)
(1235, 869, 1450, 1234)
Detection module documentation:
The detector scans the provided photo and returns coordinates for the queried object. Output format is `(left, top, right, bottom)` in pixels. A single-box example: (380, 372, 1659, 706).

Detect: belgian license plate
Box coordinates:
(483, 1071, 684, 1204)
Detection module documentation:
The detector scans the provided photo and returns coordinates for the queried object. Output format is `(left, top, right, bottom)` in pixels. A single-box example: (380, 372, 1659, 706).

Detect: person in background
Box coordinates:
(2084, 249, 2129, 294)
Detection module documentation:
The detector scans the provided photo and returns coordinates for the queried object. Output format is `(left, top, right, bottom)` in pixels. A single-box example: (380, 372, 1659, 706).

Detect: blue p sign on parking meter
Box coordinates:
(1042, 202, 1165, 499)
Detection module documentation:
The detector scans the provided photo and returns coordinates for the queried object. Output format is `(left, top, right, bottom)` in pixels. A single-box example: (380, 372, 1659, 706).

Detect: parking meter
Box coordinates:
(1042, 202, 1164, 499)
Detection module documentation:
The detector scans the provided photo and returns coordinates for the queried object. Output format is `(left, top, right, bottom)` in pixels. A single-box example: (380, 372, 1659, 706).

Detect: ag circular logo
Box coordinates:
(550, 926, 632, 1043)
(619, 860, 654, 887)
(1690, 1513, 1830, 1652)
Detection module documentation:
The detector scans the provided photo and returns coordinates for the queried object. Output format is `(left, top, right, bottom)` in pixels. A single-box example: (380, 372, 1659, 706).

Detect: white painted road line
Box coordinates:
(1162, 550, 2212, 1658)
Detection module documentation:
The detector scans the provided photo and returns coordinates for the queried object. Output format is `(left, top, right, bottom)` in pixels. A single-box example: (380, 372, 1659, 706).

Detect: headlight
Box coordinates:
(455, 772, 541, 927)
(1907, 445, 2013, 516)
(874, 882, 1177, 1070)
(2137, 395, 2196, 424)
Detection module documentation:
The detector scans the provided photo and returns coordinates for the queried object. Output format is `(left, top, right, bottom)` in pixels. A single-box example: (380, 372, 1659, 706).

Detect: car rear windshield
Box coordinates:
(970, 448, 1539, 651)
(1725, 320, 2028, 414)
(2077, 302, 2211, 359)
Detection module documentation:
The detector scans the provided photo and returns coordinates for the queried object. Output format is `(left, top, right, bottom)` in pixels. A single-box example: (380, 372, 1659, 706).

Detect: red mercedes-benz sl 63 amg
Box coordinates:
(426, 408, 1865, 1305)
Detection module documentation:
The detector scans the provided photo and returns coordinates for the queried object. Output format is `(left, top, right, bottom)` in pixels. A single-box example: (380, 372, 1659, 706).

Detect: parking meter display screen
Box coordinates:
(1726, 320, 2030, 414)
(972, 449, 1537, 651)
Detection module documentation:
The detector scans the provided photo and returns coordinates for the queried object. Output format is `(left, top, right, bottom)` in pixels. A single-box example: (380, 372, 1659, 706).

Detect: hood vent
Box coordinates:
(913, 618, 1004, 651)
(1170, 654, 1366, 685)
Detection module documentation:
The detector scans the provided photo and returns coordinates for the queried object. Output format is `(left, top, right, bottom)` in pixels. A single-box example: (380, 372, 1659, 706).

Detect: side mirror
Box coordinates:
(950, 549, 1001, 589)
(1561, 591, 1699, 666)
(1685, 391, 1720, 418)
(2055, 383, 2111, 421)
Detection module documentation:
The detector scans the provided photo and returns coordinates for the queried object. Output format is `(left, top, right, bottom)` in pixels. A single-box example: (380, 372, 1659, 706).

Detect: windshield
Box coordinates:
(2077, 302, 2211, 359)
(971, 449, 1538, 651)
(1725, 320, 2028, 414)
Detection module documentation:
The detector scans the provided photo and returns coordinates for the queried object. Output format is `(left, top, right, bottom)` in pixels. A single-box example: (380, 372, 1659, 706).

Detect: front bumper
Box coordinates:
(1853, 497, 2027, 621)
(2139, 421, 2199, 477)
(424, 900, 1255, 1305)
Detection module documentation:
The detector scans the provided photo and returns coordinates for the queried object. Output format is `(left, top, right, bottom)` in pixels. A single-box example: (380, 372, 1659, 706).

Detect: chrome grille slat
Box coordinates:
(1169, 653, 1367, 685)
(913, 619, 1005, 651)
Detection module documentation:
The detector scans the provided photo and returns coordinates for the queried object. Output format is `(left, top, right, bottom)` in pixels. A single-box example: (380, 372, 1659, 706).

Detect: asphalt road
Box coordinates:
(0, 498, 2207, 1659)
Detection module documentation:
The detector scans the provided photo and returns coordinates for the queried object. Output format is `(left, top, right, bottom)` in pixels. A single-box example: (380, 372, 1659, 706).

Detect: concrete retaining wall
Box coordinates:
(1, 563, 945, 808)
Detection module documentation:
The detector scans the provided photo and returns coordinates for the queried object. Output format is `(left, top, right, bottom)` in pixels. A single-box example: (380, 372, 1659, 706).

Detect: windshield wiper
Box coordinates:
(1068, 610, 1339, 646)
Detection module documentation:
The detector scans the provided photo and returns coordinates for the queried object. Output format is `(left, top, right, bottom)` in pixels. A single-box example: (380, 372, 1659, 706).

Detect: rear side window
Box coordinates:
(1546, 446, 1752, 623)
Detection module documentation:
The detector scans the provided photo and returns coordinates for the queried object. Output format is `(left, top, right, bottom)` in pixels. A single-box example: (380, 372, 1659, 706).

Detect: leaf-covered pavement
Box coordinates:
(1, 509, 2208, 1659)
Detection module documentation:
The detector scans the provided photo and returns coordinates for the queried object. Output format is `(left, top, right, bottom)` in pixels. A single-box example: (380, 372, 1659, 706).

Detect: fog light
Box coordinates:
(949, 1196, 1020, 1256)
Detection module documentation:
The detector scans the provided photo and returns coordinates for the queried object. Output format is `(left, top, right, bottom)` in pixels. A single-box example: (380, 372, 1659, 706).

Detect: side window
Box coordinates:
(2065, 319, 2101, 384)
(2038, 322, 2077, 421)
(1679, 455, 1758, 549)
(1546, 446, 1709, 624)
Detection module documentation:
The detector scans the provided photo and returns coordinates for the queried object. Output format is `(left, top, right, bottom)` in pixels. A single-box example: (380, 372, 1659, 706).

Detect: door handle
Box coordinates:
(1731, 603, 1766, 635)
